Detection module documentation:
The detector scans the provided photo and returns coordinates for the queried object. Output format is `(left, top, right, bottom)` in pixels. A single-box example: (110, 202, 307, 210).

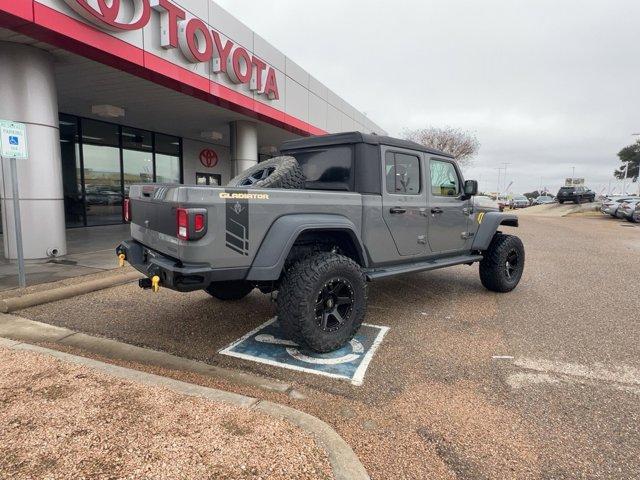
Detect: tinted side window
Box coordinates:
(385, 151, 421, 195)
(288, 146, 353, 191)
(430, 160, 460, 197)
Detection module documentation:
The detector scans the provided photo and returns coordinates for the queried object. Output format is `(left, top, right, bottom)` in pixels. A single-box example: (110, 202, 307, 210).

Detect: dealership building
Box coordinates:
(0, 0, 384, 259)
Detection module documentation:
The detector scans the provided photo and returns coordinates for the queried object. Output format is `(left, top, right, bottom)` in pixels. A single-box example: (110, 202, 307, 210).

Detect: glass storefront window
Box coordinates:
(155, 154, 181, 183)
(59, 114, 183, 227)
(59, 115, 84, 228)
(83, 144, 123, 226)
(123, 149, 154, 194)
(122, 127, 152, 151)
(82, 119, 119, 146)
(155, 133, 180, 156)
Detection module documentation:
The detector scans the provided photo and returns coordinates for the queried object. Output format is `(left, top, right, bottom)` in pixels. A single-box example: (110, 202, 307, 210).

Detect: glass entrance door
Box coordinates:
(59, 114, 182, 227)
(82, 120, 123, 226)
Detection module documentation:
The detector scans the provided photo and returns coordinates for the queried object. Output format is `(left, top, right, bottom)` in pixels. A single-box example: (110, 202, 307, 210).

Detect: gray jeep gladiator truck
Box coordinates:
(117, 132, 523, 352)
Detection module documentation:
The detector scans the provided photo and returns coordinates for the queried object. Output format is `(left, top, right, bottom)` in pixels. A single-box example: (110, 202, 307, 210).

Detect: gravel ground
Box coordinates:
(19, 215, 640, 479)
(0, 347, 332, 480)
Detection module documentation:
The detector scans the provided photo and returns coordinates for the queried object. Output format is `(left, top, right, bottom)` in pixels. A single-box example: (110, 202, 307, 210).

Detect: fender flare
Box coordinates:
(471, 212, 519, 251)
(246, 214, 367, 281)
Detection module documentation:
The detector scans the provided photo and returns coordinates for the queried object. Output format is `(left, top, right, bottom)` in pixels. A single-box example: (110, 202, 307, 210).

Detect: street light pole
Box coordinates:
(500, 163, 511, 194)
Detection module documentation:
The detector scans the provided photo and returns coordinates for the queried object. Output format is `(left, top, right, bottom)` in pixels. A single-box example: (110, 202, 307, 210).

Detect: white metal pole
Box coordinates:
(8, 156, 26, 287)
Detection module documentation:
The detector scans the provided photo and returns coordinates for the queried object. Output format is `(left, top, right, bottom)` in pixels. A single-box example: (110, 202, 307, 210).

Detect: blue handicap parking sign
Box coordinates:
(219, 318, 389, 386)
(9, 136, 19, 145)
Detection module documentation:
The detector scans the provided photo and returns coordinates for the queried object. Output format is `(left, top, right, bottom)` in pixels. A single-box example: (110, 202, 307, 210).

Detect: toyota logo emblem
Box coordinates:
(199, 149, 219, 168)
(62, 0, 151, 31)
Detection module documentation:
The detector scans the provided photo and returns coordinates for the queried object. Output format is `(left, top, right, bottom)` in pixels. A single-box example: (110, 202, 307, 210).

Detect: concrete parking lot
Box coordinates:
(19, 215, 640, 479)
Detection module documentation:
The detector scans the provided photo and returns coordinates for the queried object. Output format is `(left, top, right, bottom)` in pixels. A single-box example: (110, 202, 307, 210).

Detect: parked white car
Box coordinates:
(532, 195, 555, 205)
(601, 196, 639, 217)
(617, 198, 640, 221)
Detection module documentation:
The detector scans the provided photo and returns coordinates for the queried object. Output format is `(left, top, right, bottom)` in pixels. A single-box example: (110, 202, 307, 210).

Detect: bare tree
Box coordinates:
(402, 126, 480, 166)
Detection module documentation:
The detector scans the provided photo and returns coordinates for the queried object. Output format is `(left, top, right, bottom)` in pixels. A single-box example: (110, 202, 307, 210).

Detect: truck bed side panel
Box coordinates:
(128, 185, 363, 271)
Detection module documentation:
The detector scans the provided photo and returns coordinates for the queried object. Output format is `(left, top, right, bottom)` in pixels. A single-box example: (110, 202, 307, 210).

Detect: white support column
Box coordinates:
(0, 42, 67, 259)
(229, 120, 258, 176)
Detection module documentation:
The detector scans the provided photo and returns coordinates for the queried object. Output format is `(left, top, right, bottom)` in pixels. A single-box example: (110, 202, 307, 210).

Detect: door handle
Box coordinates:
(431, 207, 443, 214)
(390, 207, 407, 214)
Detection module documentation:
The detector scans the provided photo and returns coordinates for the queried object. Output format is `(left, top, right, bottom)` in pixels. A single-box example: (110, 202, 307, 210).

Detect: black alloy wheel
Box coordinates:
(238, 166, 276, 186)
(314, 278, 355, 333)
(505, 249, 520, 280)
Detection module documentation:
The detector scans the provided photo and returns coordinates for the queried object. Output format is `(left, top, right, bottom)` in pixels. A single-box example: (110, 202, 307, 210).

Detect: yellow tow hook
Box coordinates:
(118, 253, 126, 267)
(151, 275, 161, 293)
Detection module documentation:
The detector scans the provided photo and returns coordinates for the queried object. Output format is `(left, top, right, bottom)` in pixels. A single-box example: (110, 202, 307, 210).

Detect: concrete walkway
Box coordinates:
(0, 224, 128, 290)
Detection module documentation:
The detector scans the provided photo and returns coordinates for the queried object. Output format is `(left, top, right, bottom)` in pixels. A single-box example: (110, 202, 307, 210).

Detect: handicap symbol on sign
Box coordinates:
(9, 136, 19, 145)
(219, 318, 389, 385)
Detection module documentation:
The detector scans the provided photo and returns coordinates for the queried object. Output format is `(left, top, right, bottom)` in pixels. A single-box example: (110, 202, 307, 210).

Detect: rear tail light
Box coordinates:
(123, 198, 131, 222)
(177, 208, 188, 240)
(176, 208, 207, 241)
(194, 213, 205, 232)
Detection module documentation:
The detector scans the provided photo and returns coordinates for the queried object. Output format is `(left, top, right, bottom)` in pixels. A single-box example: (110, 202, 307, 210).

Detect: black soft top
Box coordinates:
(280, 131, 453, 159)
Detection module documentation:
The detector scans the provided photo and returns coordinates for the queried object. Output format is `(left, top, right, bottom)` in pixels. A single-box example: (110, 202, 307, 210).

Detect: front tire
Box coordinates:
(277, 252, 367, 353)
(205, 281, 254, 300)
(479, 233, 525, 293)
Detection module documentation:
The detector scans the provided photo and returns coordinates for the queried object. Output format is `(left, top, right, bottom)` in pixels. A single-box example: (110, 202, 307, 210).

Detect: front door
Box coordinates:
(427, 158, 470, 253)
(381, 148, 428, 256)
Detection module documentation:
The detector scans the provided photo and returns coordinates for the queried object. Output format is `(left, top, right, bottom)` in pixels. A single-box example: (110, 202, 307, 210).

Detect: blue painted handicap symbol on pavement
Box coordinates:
(9, 136, 19, 145)
(219, 318, 389, 386)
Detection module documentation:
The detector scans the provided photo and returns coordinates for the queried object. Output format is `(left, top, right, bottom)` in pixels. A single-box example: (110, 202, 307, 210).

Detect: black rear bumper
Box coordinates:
(116, 239, 247, 292)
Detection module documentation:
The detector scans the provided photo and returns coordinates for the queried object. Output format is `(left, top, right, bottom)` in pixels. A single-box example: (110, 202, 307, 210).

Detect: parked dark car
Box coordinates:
(556, 186, 595, 204)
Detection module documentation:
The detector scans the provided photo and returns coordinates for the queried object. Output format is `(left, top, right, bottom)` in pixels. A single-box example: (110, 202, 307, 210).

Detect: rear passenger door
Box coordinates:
(427, 158, 470, 253)
(381, 148, 428, 256)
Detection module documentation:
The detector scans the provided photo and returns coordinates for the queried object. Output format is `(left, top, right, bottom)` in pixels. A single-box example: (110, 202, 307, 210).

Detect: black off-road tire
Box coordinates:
(559, 200, 564, 204)
(227, 156, 305, 189)
(479, 233, 525, 293)
(205, 281, 254, 300)
(277, 252, 367, 353)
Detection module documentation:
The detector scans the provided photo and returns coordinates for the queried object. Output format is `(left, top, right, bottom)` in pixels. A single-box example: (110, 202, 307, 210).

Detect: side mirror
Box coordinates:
(462, 180, 478, 199)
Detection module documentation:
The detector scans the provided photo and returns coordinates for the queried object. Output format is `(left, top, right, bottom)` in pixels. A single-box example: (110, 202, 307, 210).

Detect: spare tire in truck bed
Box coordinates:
(227, 156, 306, 189)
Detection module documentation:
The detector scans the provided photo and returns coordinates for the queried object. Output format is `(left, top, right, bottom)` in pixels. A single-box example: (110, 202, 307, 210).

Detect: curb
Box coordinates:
(0, 316, 370, 480)
(0, 314, 290, 393)
(0, 271, 142, 313)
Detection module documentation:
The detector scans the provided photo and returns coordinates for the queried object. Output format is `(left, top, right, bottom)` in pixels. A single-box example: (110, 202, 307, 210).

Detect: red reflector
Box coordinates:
(123, 198, 131, 222)
(194, 213, 205, 232)
(177, 208, 188, 240)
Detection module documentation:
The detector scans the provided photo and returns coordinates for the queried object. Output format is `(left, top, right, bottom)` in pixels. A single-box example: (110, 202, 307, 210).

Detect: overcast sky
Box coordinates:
(217, 0, 640, 194)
